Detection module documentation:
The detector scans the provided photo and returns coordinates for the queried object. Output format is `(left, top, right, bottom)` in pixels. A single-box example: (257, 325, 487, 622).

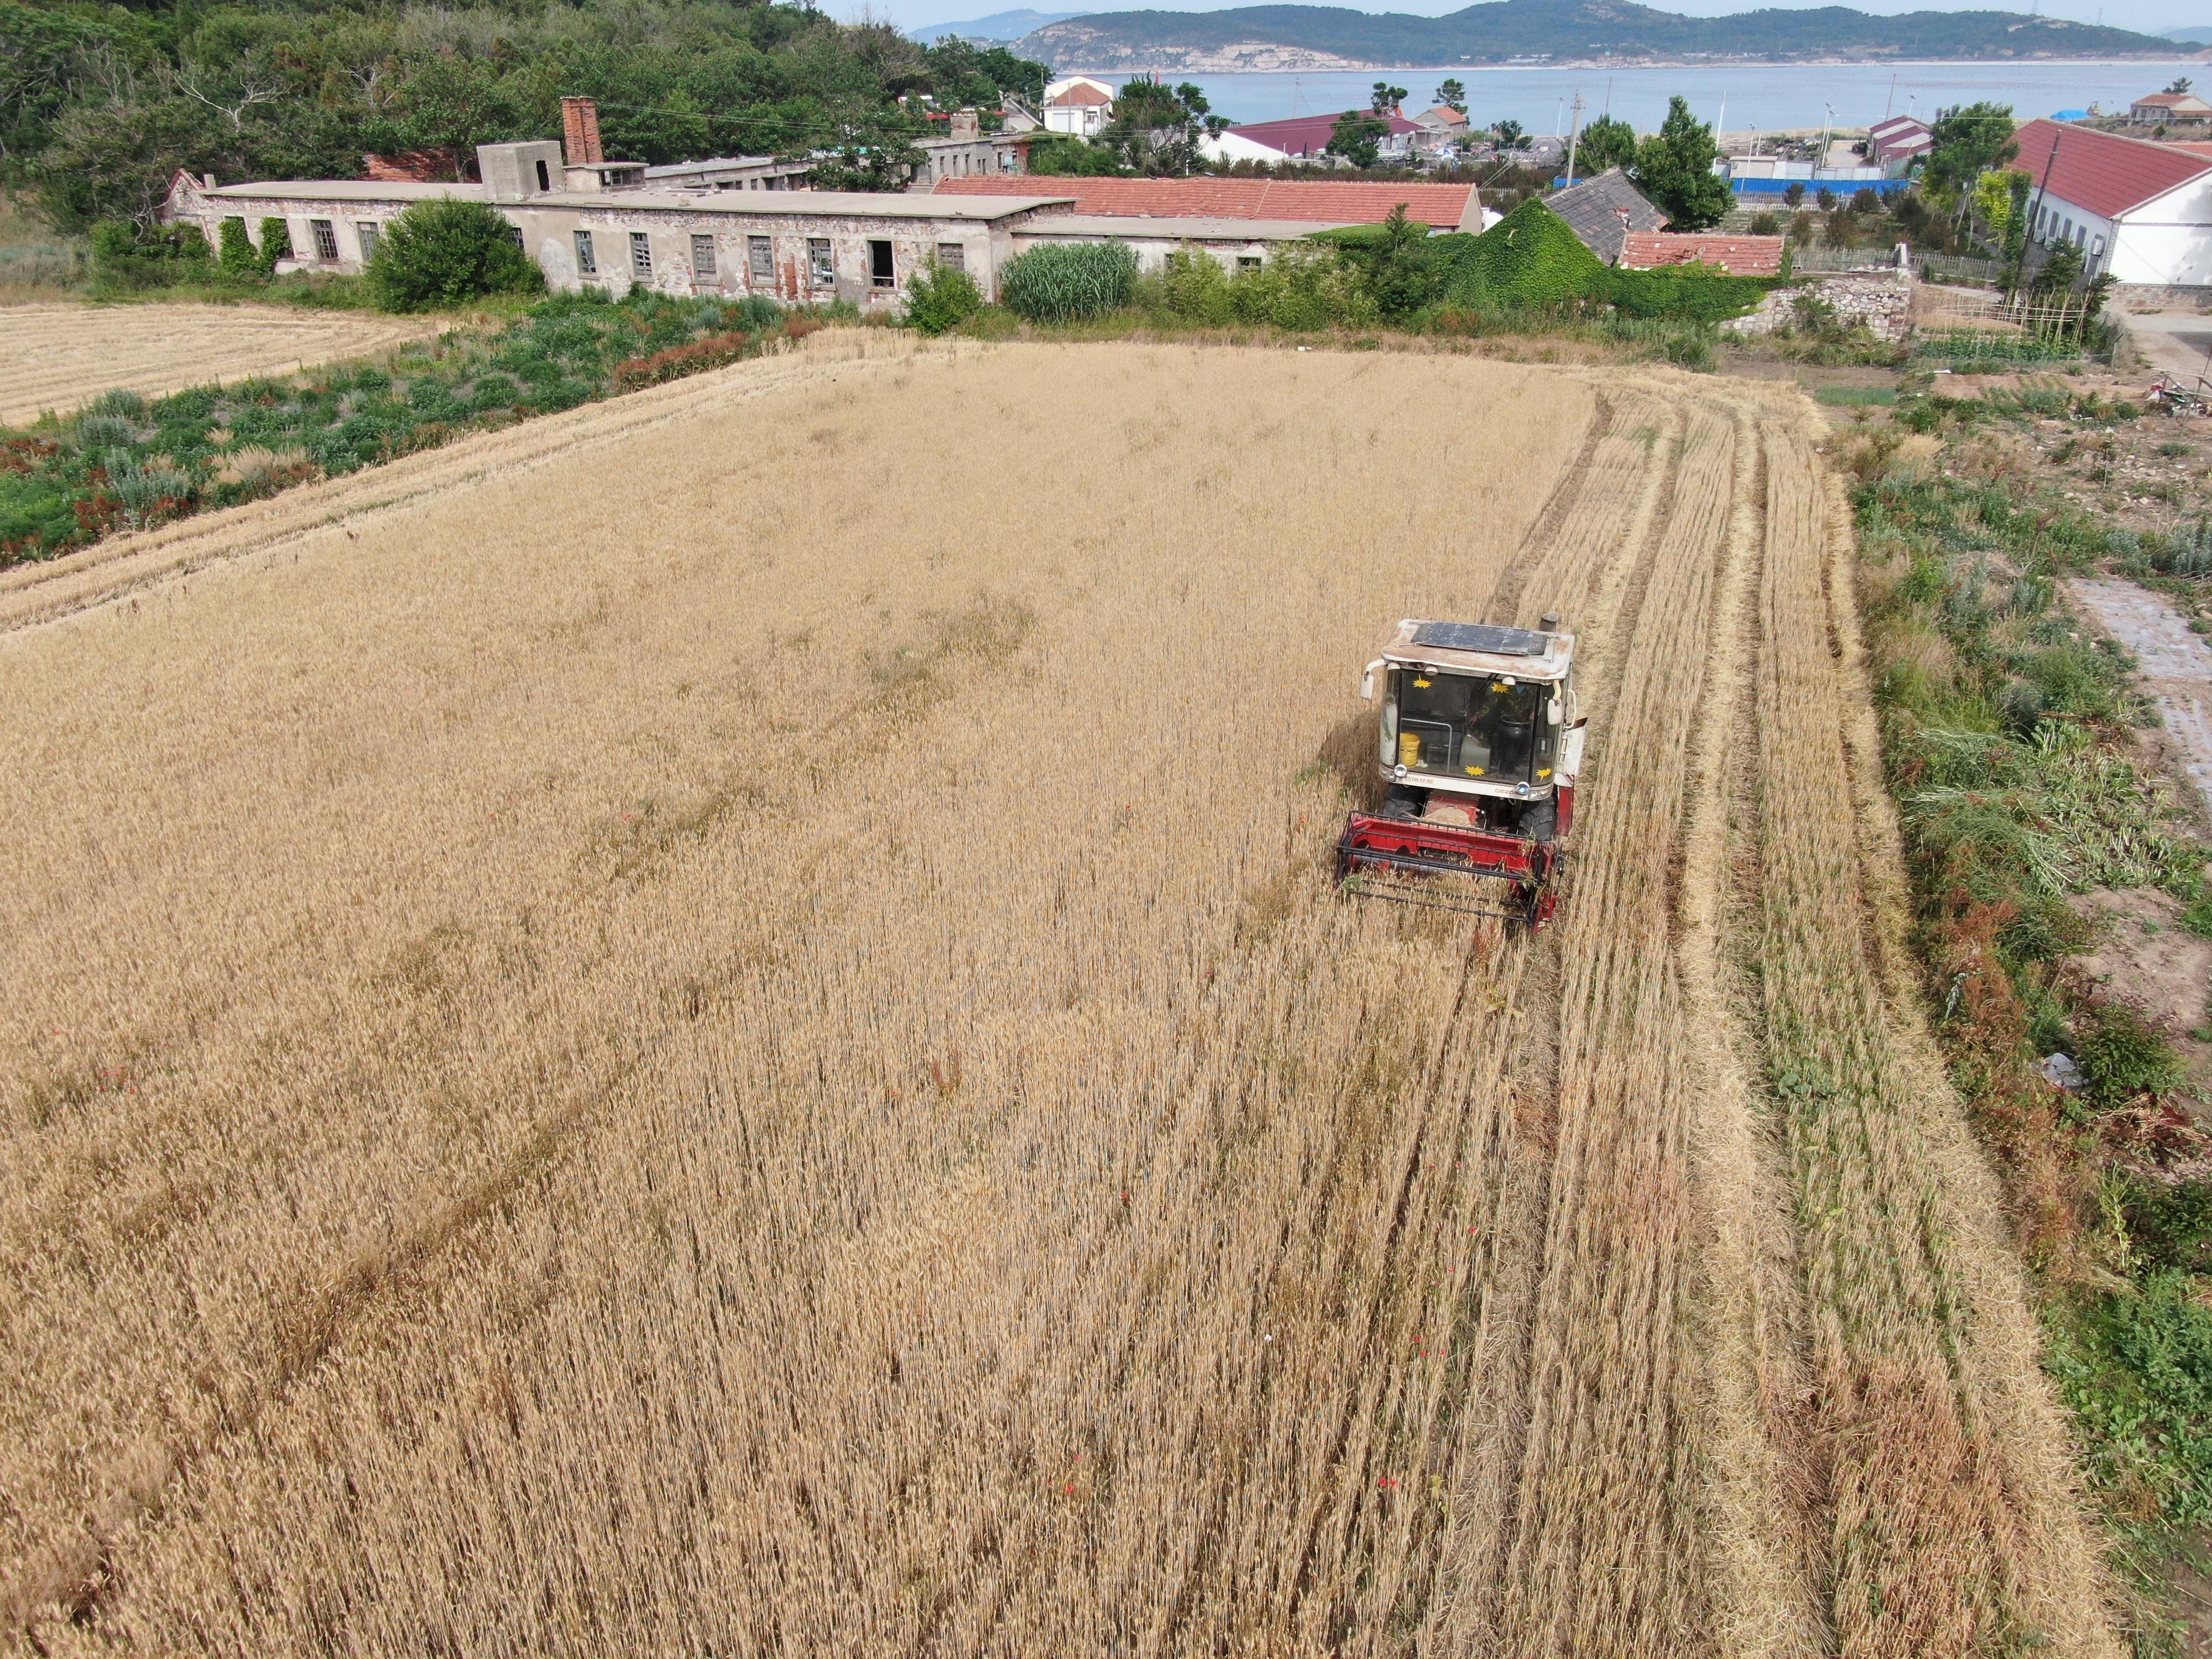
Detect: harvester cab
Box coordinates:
(1335, 615, 1585, 927)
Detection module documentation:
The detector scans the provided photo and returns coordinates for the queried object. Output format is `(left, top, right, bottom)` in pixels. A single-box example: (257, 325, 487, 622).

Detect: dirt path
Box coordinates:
(2069, 576, 2212, 818)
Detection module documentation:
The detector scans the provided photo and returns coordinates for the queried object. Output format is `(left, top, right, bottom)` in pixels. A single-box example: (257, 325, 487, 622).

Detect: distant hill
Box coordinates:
(2165, 27, 2212, 45)
(1014, 0, 2183, 71)
(910, 8, 1083, 43)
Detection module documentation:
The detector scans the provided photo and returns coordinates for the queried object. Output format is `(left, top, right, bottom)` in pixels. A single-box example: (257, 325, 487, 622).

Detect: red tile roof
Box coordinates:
(930, 174, 1479, 228)
(2159, 140, 2212, 160)
(1047, 84, 1114, 107)
(2132, 92, 2212, 113)
(2012, 118, 2212, 220)
(1222, 112, 1421, 158)
(1618, 232, 1786, 276)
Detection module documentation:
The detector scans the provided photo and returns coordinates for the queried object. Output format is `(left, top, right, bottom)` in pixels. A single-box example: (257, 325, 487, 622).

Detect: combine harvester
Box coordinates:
(1336, 615, 1585, 927)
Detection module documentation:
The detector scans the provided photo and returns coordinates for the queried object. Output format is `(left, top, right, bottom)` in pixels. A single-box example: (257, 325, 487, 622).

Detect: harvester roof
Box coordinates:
(1378, 618, 1574, 682)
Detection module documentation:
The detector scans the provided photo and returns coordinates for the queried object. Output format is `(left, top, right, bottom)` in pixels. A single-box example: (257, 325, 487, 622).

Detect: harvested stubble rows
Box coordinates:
(0, 302, 440, 426)
(0, 335, 2116, 1654)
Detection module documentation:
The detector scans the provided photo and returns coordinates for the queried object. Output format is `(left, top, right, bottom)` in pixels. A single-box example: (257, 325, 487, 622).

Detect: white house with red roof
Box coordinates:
(2012, 118, 2212, 289)
(2130, 90, 2212, 126)
(1042, 76, 1115, 139)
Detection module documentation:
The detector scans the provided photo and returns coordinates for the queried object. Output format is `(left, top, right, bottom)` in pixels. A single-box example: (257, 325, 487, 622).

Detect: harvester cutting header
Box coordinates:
(1335, 615, 1585, 927)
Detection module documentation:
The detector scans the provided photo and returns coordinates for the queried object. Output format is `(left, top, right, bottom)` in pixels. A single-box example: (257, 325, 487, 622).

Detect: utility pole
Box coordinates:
(1884, 72, 1897, 122)
(1564, 88, 1585, 186)
(2014, 126, 2063, 296)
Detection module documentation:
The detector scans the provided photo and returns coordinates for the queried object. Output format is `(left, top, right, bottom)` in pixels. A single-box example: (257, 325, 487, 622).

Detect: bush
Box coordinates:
(1145, 246, 1235, 325)
(1435, 199, 1602, 309)
(257, 217, 291, 273)
(218, 217, 260, 280)
(1749, 210, 1781, 235)
(1600, 264, 1770, 322)
(901, 258, 984, 335)
(89, 221, 212, 291)
(999, 241, 1137, 324)
(2074, 1000, 2187, 1108)
(366, 199, 546, 313)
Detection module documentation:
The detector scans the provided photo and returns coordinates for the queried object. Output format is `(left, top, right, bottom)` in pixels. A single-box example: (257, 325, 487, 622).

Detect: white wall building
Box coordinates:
(2013, 118, 2212, 289)
(162, 154, 1078, 311)
(1042, 76, 1115, 138)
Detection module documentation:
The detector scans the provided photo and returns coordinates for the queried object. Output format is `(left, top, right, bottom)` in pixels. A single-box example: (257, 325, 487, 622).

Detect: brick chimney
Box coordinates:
(561, 97, 604, 166)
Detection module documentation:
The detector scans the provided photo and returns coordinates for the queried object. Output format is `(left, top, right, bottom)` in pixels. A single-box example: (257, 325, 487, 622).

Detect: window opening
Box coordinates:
(535, 158, 550, 192)
(808, 237, 834, 287)
(1385, 669, 1548, 784)
(869, 239, 895, 288)
(310, 218, 338, 261)
(749, 236, 774, 281)
(574, 231, 597, 275)
(356, 223, 380, 261)
(691, 234, 717, 278)
(935, 242, 965, 272)
(631, 231, 653, 276)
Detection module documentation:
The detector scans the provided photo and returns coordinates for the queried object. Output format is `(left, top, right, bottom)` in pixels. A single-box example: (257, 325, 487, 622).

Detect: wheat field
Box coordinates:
(0, 335, 2119, 1654)
(0, 303, 440, 426)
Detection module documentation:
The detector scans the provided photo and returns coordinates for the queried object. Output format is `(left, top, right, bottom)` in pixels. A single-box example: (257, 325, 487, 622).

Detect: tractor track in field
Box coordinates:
(1433, 375, 2119, 1656)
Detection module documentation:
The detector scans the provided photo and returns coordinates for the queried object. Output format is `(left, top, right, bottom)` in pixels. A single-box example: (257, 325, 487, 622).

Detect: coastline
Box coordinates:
(1053, 52, 2205, 75)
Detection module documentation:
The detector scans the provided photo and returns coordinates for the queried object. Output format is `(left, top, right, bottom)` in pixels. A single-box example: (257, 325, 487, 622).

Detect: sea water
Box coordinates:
(1086, 59, 2210, 137)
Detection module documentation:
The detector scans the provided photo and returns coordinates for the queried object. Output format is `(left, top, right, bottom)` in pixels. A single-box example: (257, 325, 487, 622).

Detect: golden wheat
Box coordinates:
(0, 340, 2119, 1655)
(0, 302, 440, 425)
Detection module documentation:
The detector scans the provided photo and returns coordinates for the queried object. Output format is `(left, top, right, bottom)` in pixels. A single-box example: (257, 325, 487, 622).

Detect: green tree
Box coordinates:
(1924, 102, 2017, 202)
(2032, 236, 2083, 296)
(1369, 81, 1407, 115)
(1490, 118, 1529, 151)
(1099, 76, 1223, 175)
(1574, 113, 1637, 174)
(810, 111, 927, 190)
(1968, 168, 2020, 250)
(1327, 109, 1390, 169)
(1434, 78, 1465, 112)
(1630, 95, 1731, 230)
(1025, 133, 1127, 175)
(366, 196, 544, 311)
(920, 37, 1046, 109)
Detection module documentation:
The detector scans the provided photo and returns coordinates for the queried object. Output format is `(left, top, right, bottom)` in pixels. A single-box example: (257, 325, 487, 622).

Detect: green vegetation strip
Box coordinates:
(1851, 393, 2212, 1647)
(0, 290, 829, 565)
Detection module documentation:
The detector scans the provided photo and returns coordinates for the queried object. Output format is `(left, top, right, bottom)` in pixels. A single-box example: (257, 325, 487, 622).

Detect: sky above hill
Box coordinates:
(888, 0, 2210, 43)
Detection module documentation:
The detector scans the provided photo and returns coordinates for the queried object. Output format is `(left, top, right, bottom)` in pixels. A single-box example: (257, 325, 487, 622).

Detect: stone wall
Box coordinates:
(1725, 268, 1913, 342)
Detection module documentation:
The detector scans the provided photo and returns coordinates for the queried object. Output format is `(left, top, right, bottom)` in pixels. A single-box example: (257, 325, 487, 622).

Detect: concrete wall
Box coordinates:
(2110, 175, 2212, 289)
(167, 177, 1039, 306)
(1010, 228, 1298, 274)
(510, 201, 1028, 307)
(2032, 191, 2118, 276)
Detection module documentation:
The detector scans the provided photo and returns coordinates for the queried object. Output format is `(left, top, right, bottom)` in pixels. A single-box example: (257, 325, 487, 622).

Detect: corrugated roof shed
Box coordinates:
(1619, 232, 1786, 276)
(2013, 118, 2212, 218)
(931, 175, 1480, 229)
(1545, 168, 1668, 264)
